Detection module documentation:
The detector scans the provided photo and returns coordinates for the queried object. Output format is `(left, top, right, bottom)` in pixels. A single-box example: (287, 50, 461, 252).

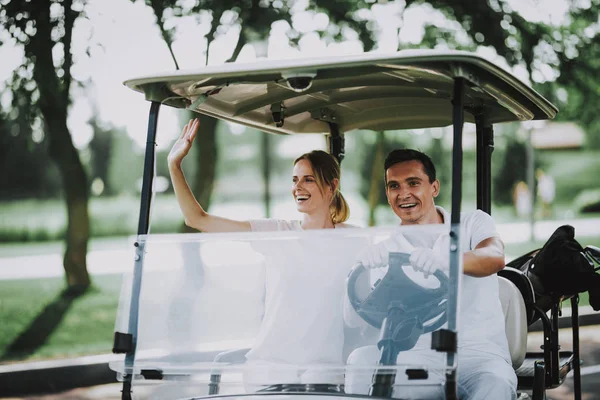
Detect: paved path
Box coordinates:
(496, 217, 600, 246)
(530, 325, 600, 400)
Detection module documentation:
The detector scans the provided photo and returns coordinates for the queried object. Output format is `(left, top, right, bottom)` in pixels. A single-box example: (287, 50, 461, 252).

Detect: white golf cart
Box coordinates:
(110, 50, 587, 400)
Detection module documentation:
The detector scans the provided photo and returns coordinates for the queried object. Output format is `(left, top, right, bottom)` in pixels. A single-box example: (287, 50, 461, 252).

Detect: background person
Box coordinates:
(513, 180, 532, 218)
(536, 169, 555, 218)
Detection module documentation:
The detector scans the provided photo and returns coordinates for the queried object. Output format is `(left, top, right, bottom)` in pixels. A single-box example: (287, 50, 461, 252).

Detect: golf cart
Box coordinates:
(110, 50, 590, 400)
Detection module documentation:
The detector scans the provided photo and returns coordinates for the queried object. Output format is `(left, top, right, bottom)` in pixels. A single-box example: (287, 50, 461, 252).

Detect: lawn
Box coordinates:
(0, 274, 121, 362)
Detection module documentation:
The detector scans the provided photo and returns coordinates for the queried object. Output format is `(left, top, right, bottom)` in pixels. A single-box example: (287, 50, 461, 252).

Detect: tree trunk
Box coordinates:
(262, 132, 272, 218)
(45, 115, 91, 291)
(28, 0, 91, 291)
(367, 131, 385, 226)
(182, 112, 218, 233)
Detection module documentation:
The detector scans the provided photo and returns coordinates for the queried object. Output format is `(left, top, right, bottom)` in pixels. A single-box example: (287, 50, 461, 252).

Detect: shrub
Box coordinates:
(574, 189, 600, 213)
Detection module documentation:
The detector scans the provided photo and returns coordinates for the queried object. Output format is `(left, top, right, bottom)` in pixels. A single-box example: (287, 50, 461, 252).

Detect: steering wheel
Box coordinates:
(347, 252, 449, 334)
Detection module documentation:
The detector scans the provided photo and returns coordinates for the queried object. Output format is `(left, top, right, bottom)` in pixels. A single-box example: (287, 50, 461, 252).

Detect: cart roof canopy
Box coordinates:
(125, 50, 557, 135)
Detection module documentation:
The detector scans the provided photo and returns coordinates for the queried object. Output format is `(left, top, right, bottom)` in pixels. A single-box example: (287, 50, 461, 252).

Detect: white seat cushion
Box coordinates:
(498, 276, 528, 369)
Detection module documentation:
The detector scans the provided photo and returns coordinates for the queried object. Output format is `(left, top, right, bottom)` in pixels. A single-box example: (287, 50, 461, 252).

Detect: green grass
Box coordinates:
(541, 150, 600, 201)
(0, 274, 121, 362)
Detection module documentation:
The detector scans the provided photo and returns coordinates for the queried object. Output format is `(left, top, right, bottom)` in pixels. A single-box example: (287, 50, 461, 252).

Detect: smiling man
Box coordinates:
(346, 149, 517, 400)
(385, 156, 441, 225)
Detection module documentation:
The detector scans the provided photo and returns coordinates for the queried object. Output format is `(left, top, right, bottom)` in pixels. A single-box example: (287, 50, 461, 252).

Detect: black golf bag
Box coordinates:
(506, 224, 600, 325)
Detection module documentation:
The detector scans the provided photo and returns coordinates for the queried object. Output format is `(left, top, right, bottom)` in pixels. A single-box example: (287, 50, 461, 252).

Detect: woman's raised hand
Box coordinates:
(168, 118, 199, 167)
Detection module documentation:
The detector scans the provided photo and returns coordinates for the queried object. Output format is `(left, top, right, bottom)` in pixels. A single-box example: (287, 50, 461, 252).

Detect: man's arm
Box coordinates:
(462, 236, 505, 277)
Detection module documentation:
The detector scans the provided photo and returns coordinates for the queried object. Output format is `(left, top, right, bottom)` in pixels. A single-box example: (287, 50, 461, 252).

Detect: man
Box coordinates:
(345, 149, 516, 400)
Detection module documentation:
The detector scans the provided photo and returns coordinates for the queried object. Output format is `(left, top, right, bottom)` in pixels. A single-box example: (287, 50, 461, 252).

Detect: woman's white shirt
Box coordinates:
(245, 219, 358, 365)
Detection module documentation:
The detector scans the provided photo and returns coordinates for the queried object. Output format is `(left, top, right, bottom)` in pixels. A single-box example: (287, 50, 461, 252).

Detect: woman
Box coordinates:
(168, 118, 359, 389)
(168, 119, 352, 231)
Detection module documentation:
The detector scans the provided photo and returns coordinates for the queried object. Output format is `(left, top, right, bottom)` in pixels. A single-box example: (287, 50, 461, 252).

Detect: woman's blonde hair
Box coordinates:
(294, 150, 350, 224)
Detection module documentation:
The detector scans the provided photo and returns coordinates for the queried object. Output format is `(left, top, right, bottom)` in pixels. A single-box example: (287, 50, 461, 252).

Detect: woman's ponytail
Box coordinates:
(330, 190, 350, 223)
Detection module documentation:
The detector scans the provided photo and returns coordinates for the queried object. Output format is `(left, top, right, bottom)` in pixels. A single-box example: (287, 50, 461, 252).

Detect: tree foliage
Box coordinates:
(0, 104, 62, 200)
(142, 0, 599, 221)
(87, 118, 115, 196)
(359, 132, 408, 219)
(137, 0, 379, 227)
(404, 0, 600, 147)
(140, 0, 377, 67)
(2, 0, 597, 238)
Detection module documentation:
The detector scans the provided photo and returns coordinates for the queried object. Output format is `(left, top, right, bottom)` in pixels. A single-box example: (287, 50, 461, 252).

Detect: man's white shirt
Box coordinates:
(350, 206, 511, 363)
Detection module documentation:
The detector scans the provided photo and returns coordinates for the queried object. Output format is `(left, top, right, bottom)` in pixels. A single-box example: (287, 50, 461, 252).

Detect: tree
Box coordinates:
(0, 0, 91, 292)
(406, 0, 600, 145)
(427, 134, 450, 206)
(0, 98, 61, 201)
(359, 131, 408, 226)
(494, 138, 529, 206)
(141, 0, 600, 227)
(88, 117, 115, 196)
(354, 0, 600, 213)
(140, 0, 378, 226)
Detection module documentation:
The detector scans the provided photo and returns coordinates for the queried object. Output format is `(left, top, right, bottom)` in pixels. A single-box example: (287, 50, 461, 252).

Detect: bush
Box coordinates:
(0, 195, 186, 242)
(574, 189, 600, 213)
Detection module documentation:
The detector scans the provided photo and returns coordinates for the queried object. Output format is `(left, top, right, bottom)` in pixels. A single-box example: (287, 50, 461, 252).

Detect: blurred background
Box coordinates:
(0, 0, 599, 398)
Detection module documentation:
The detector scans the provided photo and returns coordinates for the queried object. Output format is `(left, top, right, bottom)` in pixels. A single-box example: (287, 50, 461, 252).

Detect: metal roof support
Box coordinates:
(327, 122, 345, 164)
(475, 113, 494, 214)
(446, 77, 465, 400)
(116, 101, 161, 400)
(137, 102, 160, 236)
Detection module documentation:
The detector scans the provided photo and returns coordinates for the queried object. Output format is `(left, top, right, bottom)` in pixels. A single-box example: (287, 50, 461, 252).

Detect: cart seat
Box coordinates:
(498, 267, 575, 396)
(498, 267, 536, 325)
(498, 276, 528, 369)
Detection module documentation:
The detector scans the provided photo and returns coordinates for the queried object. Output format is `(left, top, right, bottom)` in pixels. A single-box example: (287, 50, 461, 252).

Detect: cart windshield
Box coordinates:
(110, 224, 458, 399)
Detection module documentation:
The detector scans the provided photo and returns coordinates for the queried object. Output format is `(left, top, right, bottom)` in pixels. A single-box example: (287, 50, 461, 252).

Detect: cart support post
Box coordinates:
(327, 122, 345, 164)
(137, 101, 160, 235)
(118, 101, 161, 400)
(445, 77, 465, 400)
(572, 296, 582, 400)
(475, 114, 494, 214)
(546, 300, 561, 386)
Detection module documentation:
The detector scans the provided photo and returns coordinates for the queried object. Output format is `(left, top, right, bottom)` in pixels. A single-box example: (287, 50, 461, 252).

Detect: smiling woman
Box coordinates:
(168, 118, 356, 232)
(165, 117, 360, 387)
(292, 150, 350, 227)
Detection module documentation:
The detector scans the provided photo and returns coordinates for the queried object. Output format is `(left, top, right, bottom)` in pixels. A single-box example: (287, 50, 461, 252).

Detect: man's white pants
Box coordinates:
(346, 346, 517, 400)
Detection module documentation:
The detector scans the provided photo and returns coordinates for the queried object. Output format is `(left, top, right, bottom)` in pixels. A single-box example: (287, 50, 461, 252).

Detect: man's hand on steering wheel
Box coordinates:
(357, 234, 415, 269)
(409, 248, 449, 278)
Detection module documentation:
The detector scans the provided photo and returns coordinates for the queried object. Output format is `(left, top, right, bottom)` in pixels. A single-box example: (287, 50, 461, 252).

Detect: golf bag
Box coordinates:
(506, 225, 600, 325)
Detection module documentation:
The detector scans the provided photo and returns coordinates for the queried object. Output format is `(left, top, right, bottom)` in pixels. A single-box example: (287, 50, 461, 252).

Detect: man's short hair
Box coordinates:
(384, 149, 437, 183)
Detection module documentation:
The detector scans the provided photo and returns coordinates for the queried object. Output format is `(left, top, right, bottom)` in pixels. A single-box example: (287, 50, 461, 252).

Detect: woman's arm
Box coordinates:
(168, 119, 251, 233)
